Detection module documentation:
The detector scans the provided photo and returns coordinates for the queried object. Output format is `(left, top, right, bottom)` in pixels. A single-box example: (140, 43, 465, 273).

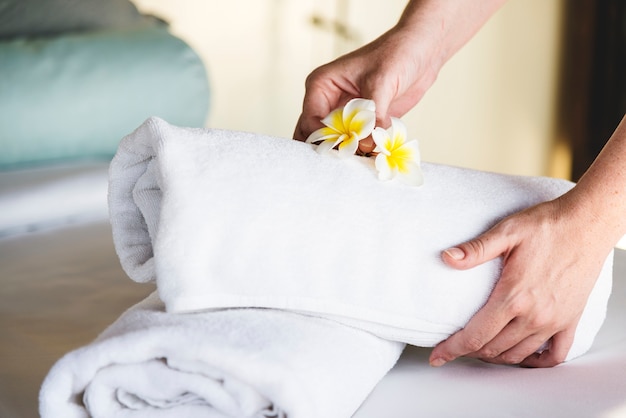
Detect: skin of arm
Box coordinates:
(431, 115, 626, 367)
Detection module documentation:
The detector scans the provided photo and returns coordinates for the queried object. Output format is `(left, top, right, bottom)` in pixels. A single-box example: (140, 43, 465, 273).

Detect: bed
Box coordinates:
(1, 158, 626, 418)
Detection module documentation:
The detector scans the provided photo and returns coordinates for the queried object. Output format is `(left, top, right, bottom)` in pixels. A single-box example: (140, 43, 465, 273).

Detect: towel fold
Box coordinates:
(108, 117, 612, 361)
(39, 292, 404, 417)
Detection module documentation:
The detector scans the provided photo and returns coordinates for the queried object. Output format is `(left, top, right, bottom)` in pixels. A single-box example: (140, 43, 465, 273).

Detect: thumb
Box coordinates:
(360, 77, 394, 128)
(357, 81, 394, 154)
(442, 227, 513, 270)
(293, 93, 331, 142)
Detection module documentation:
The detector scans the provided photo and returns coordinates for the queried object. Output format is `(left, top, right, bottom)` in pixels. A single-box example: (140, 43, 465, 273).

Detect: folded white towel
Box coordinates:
(40, 292, 403, 417)
(109, 117, 613, 361)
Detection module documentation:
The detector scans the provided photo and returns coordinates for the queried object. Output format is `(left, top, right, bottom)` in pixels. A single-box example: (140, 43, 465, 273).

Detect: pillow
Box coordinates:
(0, 0, 157, 39)
(0, 26, 210, 169)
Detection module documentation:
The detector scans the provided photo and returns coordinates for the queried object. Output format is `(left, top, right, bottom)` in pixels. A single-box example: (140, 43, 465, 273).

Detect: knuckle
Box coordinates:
(304, 67, 328, 89)
(438, 352, 457, 363)
(527, 315, 550, 330)
(465, 238, 487, 260)
(478, 357, 498, 365)
(463, 336, 485, 353)
(499, 353, 524, 365)
(501, 302, 523, 320)
(497, 216, 522, 235)
(478, 349, 499, 360)
(503, 295, 530, 318)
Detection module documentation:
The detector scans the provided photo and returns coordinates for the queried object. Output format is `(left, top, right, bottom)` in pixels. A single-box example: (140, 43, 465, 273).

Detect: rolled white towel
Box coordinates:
(108, 117, 613, 360)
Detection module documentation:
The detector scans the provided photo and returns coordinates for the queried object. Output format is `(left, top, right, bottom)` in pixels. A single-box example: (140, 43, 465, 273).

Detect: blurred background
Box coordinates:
(1, 0, 625, 178)
(130, 0, 624, 180)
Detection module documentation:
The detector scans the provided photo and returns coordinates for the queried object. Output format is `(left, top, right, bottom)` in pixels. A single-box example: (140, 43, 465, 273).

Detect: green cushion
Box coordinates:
(0, 25, 210, 169)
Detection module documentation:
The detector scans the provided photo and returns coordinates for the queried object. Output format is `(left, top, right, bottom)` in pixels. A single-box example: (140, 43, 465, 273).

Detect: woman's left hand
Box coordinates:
(430, 194, 611, 367)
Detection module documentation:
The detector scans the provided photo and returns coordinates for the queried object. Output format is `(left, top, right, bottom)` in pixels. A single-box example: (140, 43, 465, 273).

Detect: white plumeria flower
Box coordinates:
(306, 98, 376, 158)
(372, 117, 424, 186)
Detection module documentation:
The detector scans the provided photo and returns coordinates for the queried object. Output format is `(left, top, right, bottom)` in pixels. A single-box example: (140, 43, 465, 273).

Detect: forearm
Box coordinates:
(565, 114, 626, 250)
(394, 0, 507, 70)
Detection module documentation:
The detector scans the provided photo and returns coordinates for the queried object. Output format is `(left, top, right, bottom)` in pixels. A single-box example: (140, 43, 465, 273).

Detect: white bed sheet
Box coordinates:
(0, 161, 109, 237)
(1, 162, 625, 418)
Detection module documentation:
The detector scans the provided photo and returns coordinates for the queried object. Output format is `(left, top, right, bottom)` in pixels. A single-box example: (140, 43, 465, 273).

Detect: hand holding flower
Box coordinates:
(306, 98, 423, 187)
(305, 98, 376, 158)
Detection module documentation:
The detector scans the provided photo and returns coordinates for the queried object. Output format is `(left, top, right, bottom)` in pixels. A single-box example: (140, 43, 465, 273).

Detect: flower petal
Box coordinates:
(321, 108, 345, 132)
(306, 126, 340, 144)
(399, 139, 421, 163)
(389, 117, 407, 149)
(344, 98, 376, 116)
(348, 109, 376, 140)
(343, 98, 376, 130)
(371, 127, 391, 156)
(337, 133, 360, 158)
(375, 154, 393, 180)
(315, 138, 339, 154)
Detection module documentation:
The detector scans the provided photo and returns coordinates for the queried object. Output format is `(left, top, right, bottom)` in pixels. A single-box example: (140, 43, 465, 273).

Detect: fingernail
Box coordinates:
(444, 247, 465, 260)
(430, 358, 447, 367)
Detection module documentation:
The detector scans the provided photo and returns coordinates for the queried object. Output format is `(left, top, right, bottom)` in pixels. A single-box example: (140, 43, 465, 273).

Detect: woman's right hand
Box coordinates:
(292, 25, 439, 152)
(293, 0, 507, 149)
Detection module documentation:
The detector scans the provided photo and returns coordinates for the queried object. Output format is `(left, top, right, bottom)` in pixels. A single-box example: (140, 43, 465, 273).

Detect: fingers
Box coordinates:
(359, 74, 394, 129)
(429, 288, 575, 368)
(484, 331, 553, 365)
(520, 328, 575, 368)
(467, 325, 556, 365)
(442, 223, 515, 271)
(430, 226, 515, 366)
(293, 113, 317, 142)
(293, 64, 352, 141)
(293, 90, 332, 142)
(357, 136, 376, 154)
(429, 297, 510, 366)
(431, 203, 591, 369)
(430, 317, 570, 368)
(295, 76, 395, 143)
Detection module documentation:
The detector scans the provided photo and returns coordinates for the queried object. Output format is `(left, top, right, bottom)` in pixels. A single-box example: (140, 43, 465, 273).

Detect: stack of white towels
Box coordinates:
(40, 117, 613, 417)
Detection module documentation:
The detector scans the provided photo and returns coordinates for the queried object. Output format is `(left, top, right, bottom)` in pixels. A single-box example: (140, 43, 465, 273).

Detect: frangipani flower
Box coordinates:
(372, 117, 424, 186)
(306, 98, 376, 158)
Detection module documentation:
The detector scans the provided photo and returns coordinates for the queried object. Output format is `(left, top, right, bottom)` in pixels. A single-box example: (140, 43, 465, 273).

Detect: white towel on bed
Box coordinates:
(39, 292, 404, 418)
(108, 117, 613, 361)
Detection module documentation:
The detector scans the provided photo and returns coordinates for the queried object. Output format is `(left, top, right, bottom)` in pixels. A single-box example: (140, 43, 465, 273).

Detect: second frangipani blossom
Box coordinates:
(372, 117, 424, 187)
(305, 98, 376, 158)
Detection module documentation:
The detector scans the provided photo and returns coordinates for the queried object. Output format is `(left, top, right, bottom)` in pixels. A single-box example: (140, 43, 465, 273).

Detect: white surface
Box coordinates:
(0, 161, 109, 237)
(357, 249, 626, 418)
(2, 222, 625, 418)
(1, 161, 625, 417)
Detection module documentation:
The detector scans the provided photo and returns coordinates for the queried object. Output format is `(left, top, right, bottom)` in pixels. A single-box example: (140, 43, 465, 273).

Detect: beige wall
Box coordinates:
(406, 0, 565, 177)
(131, 0, 564, 177)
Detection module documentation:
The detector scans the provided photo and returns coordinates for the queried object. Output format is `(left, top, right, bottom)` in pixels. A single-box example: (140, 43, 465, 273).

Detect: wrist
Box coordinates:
(393, 0, 506, 71)
(557, 183, 626, 253)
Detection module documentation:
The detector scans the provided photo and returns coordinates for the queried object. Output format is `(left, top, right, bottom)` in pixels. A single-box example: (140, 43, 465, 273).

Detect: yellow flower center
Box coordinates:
(387, 146, 413, 174)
